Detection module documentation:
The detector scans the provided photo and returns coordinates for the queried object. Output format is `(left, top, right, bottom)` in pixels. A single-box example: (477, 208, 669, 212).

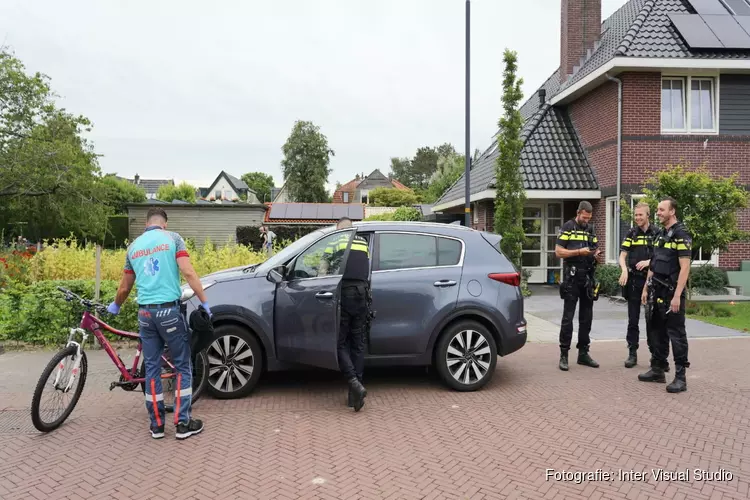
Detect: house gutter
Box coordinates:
(606, 73, 623, 249)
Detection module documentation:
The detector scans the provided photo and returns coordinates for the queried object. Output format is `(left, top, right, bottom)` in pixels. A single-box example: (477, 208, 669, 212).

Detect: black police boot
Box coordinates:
(577, 348, 599, 368)
(666, 365, 687, 393)
(559, 349, 569, 371)
(348, 377, 367, 412)
(624, 346, 638, 368)
(638, 361, 666, 383)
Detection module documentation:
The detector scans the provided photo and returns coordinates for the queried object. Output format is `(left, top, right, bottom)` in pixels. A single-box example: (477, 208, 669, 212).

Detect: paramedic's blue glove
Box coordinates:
(201, 302, 212, 317)
(106, 302, 121, 315)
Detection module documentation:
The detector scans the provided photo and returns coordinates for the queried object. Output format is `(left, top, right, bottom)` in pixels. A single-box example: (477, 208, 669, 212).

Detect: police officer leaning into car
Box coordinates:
(318, 217, 371, 411)
(555, 201, 602, 371)
(638, 197, 692, 393)
(618, 201, 660, 370)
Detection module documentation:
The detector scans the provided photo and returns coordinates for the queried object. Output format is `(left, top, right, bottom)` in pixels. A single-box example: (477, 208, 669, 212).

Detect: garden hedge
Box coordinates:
(236, 224, 322, 250)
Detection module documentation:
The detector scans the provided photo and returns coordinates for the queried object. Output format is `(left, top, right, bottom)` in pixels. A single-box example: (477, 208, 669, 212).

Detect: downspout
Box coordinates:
(606, 73, 623, 255)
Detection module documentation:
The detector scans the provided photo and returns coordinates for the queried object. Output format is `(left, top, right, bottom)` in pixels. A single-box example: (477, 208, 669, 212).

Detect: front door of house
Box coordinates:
(522, 202, 563, 284)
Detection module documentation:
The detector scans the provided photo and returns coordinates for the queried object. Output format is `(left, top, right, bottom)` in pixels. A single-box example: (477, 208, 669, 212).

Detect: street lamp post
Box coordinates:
(464, 0, 471, 227)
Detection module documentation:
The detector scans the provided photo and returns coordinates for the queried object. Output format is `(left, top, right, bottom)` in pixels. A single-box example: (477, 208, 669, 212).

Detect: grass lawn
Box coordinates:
(687, 301, 750, 332)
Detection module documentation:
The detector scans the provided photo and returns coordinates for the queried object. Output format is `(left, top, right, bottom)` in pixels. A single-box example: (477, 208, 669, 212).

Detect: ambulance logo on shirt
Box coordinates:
(144, 257, 160, 276)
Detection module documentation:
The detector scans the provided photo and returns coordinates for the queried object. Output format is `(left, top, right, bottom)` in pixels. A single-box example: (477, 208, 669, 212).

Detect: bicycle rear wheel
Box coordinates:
(31, 346, 88, 432)
(139, 349, 208, 412)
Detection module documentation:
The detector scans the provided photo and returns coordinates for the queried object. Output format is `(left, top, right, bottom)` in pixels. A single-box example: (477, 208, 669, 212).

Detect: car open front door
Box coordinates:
(272, 229, 355, 371)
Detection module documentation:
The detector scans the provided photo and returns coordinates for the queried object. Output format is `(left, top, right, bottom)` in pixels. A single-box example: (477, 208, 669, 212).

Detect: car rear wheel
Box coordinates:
(205, 325, 264, 400)
(434, 320, 497, 391)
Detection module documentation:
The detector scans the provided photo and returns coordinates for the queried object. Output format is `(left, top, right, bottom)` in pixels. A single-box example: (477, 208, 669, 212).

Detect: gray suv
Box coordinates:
(181, 221, 527, 399)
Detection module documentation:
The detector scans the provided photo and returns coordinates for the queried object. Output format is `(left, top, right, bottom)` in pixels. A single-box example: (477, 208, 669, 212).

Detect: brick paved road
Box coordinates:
(1, 338, 749, 500)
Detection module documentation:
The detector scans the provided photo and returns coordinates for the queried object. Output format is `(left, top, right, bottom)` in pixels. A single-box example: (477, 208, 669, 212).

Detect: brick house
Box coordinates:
(432, 0, 750, 284)
(333, 169, 412, 204)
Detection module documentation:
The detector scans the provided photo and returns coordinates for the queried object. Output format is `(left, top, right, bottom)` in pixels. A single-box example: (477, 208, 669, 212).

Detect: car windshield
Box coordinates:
(252, 228, 330, 274)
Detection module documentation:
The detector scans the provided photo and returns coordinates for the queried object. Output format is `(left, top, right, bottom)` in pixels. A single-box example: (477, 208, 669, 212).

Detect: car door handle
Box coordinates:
(315, 292, 334, 299)
(434, 280, 457, 287)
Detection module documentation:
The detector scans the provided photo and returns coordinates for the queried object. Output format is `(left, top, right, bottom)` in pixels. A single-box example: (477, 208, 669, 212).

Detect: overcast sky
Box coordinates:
(3, 0, 625, 193)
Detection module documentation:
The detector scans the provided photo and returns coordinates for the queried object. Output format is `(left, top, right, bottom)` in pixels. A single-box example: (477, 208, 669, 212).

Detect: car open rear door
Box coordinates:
(273, 229, 355, 371)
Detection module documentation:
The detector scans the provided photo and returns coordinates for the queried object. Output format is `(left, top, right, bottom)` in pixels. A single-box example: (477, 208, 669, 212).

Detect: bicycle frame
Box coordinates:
(60, 309, 177, 392)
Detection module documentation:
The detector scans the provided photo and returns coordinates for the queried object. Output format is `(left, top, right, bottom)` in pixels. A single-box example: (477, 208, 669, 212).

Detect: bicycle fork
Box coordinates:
(54, 328, 89, 393)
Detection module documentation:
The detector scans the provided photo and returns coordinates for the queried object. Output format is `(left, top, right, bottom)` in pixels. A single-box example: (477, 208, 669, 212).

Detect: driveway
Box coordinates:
(525, 285, 748, 343)
(1, 338, 749, 499)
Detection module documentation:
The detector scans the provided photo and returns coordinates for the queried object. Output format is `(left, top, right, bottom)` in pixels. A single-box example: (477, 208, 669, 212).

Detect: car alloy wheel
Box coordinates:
(445, 328, 492, 386)
(207, 334, 255, 394)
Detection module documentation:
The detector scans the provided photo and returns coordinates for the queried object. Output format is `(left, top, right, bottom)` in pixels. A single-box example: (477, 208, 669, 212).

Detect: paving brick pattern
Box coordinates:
(1, 338, 749, 499)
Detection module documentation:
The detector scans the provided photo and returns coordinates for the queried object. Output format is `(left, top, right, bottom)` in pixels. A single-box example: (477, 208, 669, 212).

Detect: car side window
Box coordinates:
(378, 233, 437, 271)
(437, 237, 462, 266)
(288, 231, 353, 279)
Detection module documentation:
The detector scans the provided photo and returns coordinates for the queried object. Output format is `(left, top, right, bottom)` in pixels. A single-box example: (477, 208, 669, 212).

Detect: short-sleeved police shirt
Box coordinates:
(650, 221, 692, 281)
(620, 224, 656, 270)
(323, 233, 370, 282)
(556, 218, 598, 268)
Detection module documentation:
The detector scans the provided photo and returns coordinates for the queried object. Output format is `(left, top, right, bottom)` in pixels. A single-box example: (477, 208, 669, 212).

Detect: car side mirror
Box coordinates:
(267, 268, 284, 284)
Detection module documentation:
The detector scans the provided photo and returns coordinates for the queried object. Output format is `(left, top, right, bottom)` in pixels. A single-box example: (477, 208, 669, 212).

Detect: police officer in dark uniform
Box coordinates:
(319, 217, 371, 411)
(617, 201, 658, 369)
(638, 197, 692, 393)
(555, 201, 602, 371)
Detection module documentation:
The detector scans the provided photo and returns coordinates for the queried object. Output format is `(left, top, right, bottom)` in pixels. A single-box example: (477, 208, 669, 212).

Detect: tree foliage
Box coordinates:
(156, 182, 197, 203)
(621, 163, 750, 257)
(493, 49, 527, 270)
(423, 151, 465, 204)
(98, 175, 147, 214)
(281, 120, 333, 203)
(388, 143, 456, 192)
(363, 206, 422, 221)
(0, 49, 112, 241)
(241, 172, 274, 203)
(368, 187, 419, 207)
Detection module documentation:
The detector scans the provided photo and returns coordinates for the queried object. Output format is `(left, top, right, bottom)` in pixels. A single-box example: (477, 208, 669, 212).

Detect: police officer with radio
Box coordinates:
(638, 197, 692, 393)
(618, 201, 658, 369)
(319, 217, 372, 411)
(555, 201, 602, 371)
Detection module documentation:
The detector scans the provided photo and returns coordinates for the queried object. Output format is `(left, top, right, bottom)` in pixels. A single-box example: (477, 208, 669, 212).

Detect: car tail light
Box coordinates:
(488, 272, 521, 286)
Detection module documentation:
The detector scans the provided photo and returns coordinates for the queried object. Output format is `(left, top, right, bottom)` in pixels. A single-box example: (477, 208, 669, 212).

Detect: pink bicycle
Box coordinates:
(30, 287, 209, 433)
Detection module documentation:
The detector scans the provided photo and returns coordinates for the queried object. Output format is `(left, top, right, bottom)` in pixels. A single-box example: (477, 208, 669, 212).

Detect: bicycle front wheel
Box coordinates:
(31, 345, 88, 432)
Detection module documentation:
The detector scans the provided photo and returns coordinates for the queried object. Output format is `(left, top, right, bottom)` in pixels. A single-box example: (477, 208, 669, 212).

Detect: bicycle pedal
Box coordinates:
(109, 382, 117, 391)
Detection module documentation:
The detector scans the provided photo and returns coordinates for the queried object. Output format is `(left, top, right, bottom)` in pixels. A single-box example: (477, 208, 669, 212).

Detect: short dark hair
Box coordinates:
(146, 207, 168, 223)
(662, 196, 677, 212)
(577, 201, 593, 213)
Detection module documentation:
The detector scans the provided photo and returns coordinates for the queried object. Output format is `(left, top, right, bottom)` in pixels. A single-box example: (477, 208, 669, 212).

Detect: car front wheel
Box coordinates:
(205, 325, 264, 400)
(434, 320, 497, 391)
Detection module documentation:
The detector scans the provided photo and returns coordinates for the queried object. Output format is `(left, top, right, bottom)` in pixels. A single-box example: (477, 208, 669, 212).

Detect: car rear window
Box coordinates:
(377, 233, 463, 270)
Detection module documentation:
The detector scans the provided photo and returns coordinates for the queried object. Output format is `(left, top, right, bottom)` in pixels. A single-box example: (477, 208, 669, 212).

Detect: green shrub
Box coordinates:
(686, 301, 733, 317)
(689, 264, 728, 294)
(595, 264, 621, 297)
(0, 279, 139, 346)
(236, 224, 321, 250)
(364, 206, 422, 222)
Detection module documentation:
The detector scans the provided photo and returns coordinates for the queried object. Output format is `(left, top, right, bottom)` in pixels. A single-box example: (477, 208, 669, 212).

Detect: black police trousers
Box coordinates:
(338, 283, 369, 381)
(625, 273, 649, 350)
(650, 284, 689, 369)
(559, 272, 593, 351)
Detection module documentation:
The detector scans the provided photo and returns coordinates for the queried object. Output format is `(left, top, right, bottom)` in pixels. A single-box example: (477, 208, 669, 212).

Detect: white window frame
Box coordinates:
(343, 192, 349, 203)
(605, 196, 619, 264)
(661, 74, 720, 135)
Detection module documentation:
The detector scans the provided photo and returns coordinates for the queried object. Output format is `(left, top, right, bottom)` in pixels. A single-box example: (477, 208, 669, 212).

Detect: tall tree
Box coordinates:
(280, 120, 333, 203)
(98, 175, 147, 214)
(389, 157, 412, 186)
(493, 49, 527, 270)
(240, 172, 274, 203)
(0, 49, 110, 240)
(156, 182, 197, 203)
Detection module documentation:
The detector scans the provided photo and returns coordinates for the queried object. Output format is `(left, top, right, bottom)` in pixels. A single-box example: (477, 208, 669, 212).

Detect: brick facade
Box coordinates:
(560, 0, 602, 79)
(565, 70, 750, 270)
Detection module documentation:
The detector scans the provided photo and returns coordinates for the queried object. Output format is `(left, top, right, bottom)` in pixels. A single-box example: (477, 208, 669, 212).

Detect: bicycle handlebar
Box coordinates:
(57, 286, 109, 314)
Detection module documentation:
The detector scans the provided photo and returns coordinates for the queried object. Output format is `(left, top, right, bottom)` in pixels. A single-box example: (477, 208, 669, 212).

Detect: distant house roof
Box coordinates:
(205, 171, 251, 195)
(119, 175, 174, 195)
(264, 203, 365, 225)
(333, 169, 411, 203)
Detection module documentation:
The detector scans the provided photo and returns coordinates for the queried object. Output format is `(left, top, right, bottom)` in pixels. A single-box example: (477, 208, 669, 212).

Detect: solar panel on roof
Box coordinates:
(724, 0, 750, 15)
(285, 203, 303, 219)
(300, 204, 318, 219)
(268, 204, 288, 219)
(686, 0, 731, 15)
(735, 15, 750, 37)
(702, 14, 750, 48)
(348, 205, 364, 219)
(317, 204, 334, 220)
(332, 205, 348, 219)
(669, 13, 724, 48)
